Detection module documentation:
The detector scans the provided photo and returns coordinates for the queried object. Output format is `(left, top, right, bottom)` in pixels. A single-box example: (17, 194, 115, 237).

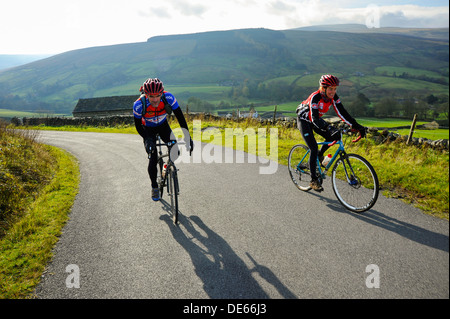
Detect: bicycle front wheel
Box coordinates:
(158, 159, 165, 198)
(288, 144, 312, 191)
(331, 153, 379, 213)
(166, 164, 179, 224)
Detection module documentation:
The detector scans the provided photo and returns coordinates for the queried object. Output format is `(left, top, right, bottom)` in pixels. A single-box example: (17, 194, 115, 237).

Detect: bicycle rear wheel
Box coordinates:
(166, 164, 179, 224)
(331, 153, 379, 213)
(288, 144, 312, 191)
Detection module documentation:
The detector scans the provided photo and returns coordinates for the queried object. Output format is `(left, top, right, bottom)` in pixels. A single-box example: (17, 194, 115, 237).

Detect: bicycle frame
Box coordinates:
(156, 136, 176, 166)
(297, 131, 363, 178)
(155, 135, 178, 193)
(154, 135, 180, 224)
(155, 134, 187, 164)
(318, 140, 343, 174)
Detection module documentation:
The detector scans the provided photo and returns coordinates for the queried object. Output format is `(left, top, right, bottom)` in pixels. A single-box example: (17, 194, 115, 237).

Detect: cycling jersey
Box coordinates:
(133, 92, 179, 127)
(296, 89, 357, 130)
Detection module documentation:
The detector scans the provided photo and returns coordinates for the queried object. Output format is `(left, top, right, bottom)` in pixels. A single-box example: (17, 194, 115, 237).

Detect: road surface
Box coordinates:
(34, 130, 448, 299)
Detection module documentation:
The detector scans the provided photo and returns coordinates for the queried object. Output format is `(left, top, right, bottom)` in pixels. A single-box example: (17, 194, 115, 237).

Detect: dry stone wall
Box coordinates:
(11, 114, 449, 151)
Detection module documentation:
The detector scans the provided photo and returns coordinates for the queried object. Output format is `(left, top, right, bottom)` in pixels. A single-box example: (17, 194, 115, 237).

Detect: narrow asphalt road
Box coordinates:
(34, 130, 448, 299)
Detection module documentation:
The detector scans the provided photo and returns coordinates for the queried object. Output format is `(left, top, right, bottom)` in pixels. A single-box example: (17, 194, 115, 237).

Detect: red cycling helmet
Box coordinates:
(319, 74, 340, 88)
(143, 78, 164, 95)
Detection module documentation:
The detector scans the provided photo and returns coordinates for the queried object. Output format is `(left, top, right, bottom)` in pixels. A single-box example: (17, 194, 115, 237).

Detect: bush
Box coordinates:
(0, 121, 56, 236)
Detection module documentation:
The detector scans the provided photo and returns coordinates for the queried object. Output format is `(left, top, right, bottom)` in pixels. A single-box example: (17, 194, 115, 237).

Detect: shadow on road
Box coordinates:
(159, 202, 297, 299)
(309, 192, 449, 253)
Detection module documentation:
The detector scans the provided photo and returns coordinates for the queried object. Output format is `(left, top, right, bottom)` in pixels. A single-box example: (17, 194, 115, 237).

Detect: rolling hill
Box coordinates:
(0, 25, 448, 115)
(296, 24, 449, 41)
(0, 54, 53, 71)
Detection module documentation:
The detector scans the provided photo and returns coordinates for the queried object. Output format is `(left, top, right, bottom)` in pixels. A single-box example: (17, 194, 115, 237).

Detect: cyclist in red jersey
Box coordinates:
(296, 74, 366, 191)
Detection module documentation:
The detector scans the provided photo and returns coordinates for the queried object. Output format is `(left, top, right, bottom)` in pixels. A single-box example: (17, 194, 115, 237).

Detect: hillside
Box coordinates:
(0, 26, 448, 115)
(296, 24, 450, 41)
(0, 54, 52, 71)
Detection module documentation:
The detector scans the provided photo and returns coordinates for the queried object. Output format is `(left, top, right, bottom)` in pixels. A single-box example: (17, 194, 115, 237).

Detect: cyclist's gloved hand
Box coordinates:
(327, 125, 341, 141)
(144, 138, 154, 155)
(184, 135, 194, 154)
(353, 123, 366, 138)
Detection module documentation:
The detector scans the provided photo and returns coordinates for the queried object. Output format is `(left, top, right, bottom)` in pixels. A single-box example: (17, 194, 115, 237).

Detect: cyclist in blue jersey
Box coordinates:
(296, 74, 366, 192)
(133, 78, 193, 201)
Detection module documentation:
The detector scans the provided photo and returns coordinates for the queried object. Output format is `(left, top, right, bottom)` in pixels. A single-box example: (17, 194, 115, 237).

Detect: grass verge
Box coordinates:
(0, 146, 79, 299)
(341, 136, 448, 219)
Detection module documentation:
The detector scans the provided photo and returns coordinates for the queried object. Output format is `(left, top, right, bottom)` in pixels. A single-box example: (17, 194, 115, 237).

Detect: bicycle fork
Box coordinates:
(338, 152, 359, 187)
(167, 166, 180, 196)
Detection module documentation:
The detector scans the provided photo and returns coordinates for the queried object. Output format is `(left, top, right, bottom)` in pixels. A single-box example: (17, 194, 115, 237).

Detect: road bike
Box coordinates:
(288, 129, 379, 213)
(154, 135, 181, 224)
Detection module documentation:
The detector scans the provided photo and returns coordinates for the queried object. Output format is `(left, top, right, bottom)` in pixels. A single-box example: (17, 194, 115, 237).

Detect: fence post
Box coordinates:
(406, 114, 418, 145)
(273, 105, 277, 122)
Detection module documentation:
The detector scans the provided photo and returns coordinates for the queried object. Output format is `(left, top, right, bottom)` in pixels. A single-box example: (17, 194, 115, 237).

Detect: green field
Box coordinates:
(395, 129, 449, 140)
(198, 70, 449, 107)
(356, 118, 427, 127)
(375, 66, 448, 83)
(0, 108, 48, 118)
(347, 75, 448, 95)
(0, 108, 65, 119)
(169, 84, 233, 101)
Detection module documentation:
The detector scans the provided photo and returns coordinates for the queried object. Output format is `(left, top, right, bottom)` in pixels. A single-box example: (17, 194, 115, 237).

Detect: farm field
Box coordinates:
(0, 108, 49, 118)
(395, 128, 449, 140)
(374, 66, 448, 83)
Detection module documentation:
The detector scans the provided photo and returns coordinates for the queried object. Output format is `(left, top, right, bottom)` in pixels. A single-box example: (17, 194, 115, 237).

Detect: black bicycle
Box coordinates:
(155, 135, 181, 224)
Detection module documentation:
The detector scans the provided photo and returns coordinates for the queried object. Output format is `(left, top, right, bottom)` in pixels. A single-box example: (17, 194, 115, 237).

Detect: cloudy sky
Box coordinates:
(0, 0, 448, 55)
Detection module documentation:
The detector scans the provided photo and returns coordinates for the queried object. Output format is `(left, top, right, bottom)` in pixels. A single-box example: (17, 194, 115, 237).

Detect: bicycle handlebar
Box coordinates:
(156, 139, 193, 156)
(352, 134, 363, 143)
(327, 140, 338, 147)
(156, 140, 181, 147)
(351, 127, 367, 143)
(327, 128, 365, 146)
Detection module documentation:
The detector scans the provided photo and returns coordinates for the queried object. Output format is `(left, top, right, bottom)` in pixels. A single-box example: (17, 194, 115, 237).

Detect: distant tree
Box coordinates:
(436, 101, 449, 120)
(416, 100, 429, 120)
(374, 97, 399, 118)
(401, 98, 422, 119)
(347, 93, 371, 117)
(187, 96, 214, 113)
(218, 101, 231, 109)
(426, 94, 439, 105)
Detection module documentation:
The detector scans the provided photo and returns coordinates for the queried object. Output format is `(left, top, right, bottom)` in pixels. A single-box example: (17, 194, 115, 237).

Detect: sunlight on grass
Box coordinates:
(0, 146, 80, 298)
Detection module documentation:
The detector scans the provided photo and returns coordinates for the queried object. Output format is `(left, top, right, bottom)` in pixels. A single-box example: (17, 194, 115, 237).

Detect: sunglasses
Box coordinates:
(147, 94, 162, 98)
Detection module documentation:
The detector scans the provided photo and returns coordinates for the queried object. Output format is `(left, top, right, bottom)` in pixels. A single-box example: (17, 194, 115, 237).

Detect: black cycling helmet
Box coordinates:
(143, 78, 164, 95)
(320, 74, 340, 88)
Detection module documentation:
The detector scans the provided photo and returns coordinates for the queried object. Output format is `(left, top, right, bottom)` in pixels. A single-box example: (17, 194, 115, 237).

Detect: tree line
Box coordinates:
(222, 79, 449, 122)
(345, 93, 449, 121)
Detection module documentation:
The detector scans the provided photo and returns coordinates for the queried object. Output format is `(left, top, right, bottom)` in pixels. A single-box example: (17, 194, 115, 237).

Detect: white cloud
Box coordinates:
(378, 5, 449, 27)
(168, 0, 209, 17)
(0, 0, 448, 54)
